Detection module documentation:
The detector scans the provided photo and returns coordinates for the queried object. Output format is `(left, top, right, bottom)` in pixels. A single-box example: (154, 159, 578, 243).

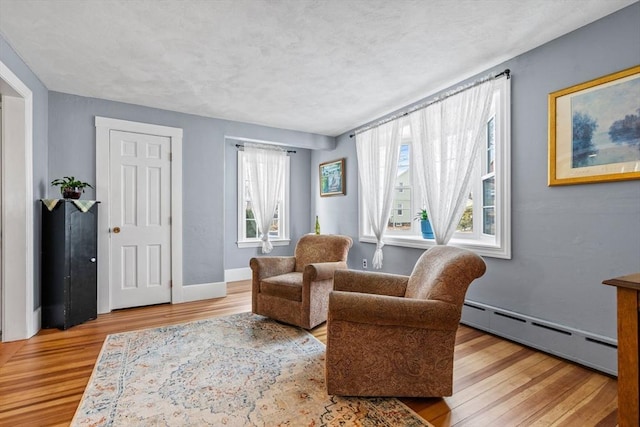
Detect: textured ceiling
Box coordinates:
(0, 0, 636, 136)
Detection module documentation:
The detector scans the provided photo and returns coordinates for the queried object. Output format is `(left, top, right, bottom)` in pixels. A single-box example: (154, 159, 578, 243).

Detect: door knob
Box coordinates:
(113, 226, 121, 234)
(90, 258, 96, 263)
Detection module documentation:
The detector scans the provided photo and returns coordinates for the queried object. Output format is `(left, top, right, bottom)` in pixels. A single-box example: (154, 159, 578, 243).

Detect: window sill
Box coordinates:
(237, 239, 291, 249)
(359, 234, 510, 259)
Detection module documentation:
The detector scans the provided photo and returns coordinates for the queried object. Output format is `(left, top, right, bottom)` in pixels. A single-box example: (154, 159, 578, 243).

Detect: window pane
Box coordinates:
(269, 204, 280, 237)
(388, 144, 412, 232)
(398, 144, 410, 182)
(483, 177, 495, 235)
(245, 201, 257, 238)
(483, 177, 495, 207)
(483, 207, 495, 235)
(487, 117, 495, 173)
(388, 188, 412, 230)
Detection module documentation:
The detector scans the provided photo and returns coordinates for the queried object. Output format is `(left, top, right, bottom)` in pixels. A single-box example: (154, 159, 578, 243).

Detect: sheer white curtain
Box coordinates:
(356, 120, 402, 269)
(244, 142, 287, 253)
(409, 78, 496, 244)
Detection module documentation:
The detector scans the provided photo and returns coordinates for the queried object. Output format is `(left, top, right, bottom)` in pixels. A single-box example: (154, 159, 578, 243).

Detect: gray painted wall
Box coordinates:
(0, 35, 49, 307)
(48, 92, 333, 285)
(312, 3, 640, 341)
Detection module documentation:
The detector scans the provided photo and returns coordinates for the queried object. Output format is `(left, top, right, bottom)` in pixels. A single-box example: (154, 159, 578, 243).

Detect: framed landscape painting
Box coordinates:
(320, 158, 345, 196)
(548, 65, 640, 186)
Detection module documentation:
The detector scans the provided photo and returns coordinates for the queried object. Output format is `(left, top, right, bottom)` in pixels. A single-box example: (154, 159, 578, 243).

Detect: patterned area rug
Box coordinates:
(72, 312, 431, 426)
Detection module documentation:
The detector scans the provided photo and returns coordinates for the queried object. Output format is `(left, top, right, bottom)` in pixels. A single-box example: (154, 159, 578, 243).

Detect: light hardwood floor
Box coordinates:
(0, 281, 618, 426)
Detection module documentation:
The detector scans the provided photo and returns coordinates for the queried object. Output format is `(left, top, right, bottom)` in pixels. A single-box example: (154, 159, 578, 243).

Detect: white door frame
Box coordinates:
(0, 60, 35, 341)
(95, 117, 183, 313)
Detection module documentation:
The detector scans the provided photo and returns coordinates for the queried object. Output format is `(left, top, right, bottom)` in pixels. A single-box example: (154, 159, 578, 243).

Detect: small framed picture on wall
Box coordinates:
(319, 158, 345, 197)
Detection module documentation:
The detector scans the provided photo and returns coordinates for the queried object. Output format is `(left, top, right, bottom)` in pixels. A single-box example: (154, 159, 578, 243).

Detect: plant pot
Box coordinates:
(420, 219, 434, 239)
(62, 188, 82, 199)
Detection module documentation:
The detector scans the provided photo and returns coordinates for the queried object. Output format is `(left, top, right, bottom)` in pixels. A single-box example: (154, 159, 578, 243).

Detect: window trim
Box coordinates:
(237, 150, 291, 248)
(359, 77, 511, 259)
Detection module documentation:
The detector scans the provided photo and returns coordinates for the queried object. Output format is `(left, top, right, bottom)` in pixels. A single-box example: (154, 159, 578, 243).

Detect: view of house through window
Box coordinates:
(388, 144, 412, 231)
(385, 130, 483, 237)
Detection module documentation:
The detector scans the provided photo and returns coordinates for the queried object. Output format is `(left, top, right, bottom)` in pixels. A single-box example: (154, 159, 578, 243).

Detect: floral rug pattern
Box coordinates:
(72, 312, 430, 426)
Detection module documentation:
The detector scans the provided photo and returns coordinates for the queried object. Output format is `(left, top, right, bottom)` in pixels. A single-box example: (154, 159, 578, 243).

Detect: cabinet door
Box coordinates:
(41, 204, 69, 329)
(67, 206, 98, 328)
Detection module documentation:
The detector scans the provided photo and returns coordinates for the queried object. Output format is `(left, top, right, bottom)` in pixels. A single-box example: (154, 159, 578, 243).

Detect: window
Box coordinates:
(483, 117, 496, 235)
(359, 77, 511, 258)
(237, 150, 290, 248)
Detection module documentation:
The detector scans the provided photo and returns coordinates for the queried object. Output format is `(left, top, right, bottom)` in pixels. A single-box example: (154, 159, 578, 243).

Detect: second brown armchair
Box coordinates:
(325, 245, 486, 397)
(250, 234, 353, 329)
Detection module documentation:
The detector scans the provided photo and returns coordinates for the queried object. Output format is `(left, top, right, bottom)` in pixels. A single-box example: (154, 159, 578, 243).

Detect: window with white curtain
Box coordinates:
(360, 77, 511, 259)
(237, 150, 290, 248)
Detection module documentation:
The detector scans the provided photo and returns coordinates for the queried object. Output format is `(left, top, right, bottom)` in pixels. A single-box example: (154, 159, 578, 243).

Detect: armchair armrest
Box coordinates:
(333, 269, 408, 297)
(329, 291, 461, 331)
(304, 261, 348, 282)
(250, 256, 296, 280)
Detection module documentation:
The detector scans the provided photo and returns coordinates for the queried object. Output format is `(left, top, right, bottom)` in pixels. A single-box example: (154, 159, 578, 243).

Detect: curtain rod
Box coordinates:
(235, 143, 296, 154)
(349, 69, 510, 138)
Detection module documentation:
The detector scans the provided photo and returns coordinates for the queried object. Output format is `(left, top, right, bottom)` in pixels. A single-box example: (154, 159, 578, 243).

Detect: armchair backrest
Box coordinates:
(405, 246, 486, 307)
(294, 234, 353, 272)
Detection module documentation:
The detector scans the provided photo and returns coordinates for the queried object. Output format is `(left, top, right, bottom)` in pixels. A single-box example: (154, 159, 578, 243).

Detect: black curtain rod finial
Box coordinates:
(496, 69, 511, 79)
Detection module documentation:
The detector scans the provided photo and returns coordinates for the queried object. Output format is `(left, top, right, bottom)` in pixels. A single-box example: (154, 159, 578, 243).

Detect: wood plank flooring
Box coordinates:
(0, 281, 618, 426)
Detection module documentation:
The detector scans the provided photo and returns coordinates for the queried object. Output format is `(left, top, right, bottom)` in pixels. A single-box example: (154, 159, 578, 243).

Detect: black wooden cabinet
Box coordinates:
(41, 200, 99, 329)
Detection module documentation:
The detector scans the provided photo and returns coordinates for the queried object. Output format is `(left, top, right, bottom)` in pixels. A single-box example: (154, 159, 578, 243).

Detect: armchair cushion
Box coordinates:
(261, 272, 303, 301)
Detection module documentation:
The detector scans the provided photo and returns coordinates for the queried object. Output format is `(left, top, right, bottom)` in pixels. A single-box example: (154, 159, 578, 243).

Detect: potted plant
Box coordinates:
(51, 176, 94, 199)
(414, 209, 434, 239)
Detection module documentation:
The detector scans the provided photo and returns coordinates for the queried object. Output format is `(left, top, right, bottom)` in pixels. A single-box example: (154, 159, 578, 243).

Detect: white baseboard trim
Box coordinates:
(32, 307, 41, 338)
(225, 267, 252, 283)
(174, 269, 252, 304)
(181, 282, 227, 303)
(461, 299, 617, 376)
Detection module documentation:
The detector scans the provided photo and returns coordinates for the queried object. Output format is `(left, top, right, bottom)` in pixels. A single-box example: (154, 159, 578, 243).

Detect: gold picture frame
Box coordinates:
(548, 65, 640, 186)
(319, 158, 345, 197)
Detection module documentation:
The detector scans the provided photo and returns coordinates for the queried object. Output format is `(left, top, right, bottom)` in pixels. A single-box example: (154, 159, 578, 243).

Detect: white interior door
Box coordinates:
(109, 130, 171, 309)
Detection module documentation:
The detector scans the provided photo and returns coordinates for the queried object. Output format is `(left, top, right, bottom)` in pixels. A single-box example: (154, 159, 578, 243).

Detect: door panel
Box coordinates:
(68, 208, 98, 326)
(110, 130, 171, 309)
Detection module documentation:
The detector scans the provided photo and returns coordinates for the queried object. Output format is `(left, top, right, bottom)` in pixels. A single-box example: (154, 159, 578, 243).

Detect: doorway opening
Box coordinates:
(0, 60, 35, 342)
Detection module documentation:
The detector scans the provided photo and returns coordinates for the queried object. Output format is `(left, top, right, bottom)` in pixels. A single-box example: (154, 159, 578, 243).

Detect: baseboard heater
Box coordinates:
(461, 301, 617, 376)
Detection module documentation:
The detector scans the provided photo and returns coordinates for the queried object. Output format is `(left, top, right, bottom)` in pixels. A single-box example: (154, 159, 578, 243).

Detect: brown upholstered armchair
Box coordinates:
(250, 234, 353, 329)
(325, 245, 486, 397)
